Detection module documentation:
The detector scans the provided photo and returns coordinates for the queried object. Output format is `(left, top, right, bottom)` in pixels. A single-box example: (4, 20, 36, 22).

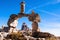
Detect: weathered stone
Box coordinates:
(7, 14, 18, 27)
(32, 21, 38, 32)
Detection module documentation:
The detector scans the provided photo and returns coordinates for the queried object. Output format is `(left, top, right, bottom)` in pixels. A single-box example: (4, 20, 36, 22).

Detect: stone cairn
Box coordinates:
(6, 1, 56, 40)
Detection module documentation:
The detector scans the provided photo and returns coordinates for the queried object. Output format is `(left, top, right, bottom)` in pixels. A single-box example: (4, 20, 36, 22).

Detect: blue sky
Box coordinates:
(0, 0, 60, 36)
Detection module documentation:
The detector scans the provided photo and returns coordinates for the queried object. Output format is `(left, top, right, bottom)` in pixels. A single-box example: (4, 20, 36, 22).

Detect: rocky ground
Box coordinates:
(0, 31, 60, 40)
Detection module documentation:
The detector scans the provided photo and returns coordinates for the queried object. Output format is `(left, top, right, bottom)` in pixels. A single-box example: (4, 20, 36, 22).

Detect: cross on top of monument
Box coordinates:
(20, 1, 25, 13)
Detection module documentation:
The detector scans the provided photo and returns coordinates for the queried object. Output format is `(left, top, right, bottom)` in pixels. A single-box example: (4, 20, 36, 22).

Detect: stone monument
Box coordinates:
(7, 1, 55, 40)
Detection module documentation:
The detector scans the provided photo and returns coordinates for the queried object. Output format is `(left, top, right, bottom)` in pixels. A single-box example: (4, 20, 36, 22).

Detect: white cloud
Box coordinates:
(26, 2, 51, 13)
(39, 15, 60, 36)
(41, 28, 60, 36)
(39, 10, 60, 17)
(41, 22, 60, 28)
(26, 0, 60, 13)
(50, 0, 59, 4)
(57, 0, 60, 2)
(40, 19, 60, 36)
